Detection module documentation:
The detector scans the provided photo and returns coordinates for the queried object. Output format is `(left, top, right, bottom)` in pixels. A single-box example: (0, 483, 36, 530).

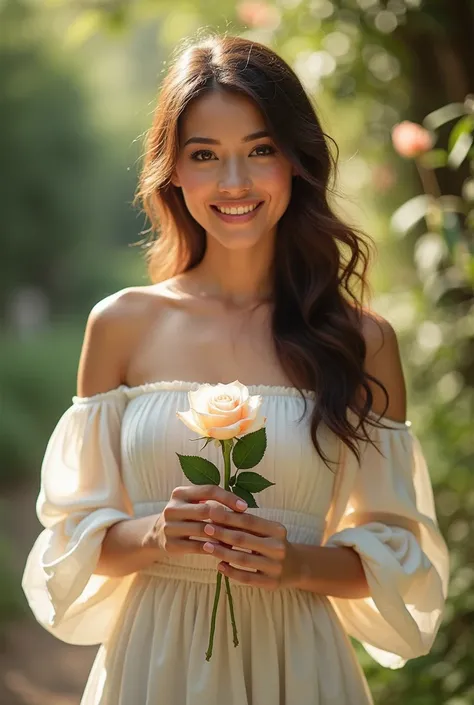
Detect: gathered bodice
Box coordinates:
(115, 381, 337, 519)
(71, 380, 340, 583)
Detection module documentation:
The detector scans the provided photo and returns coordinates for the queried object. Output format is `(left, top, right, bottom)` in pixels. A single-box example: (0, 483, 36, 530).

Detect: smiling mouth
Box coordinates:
(210, 201, 264, 217)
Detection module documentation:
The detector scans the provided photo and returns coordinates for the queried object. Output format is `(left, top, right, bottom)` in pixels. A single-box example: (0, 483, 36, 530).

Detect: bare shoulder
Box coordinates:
(77, 284, 176, 397)
(360, 309, 407, 422)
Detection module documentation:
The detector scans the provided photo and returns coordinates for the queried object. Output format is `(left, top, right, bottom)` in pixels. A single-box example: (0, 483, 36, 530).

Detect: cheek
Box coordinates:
(176, 165, 214, 208)
(180, 171, 208, 192)
(257, 162, 293, 198)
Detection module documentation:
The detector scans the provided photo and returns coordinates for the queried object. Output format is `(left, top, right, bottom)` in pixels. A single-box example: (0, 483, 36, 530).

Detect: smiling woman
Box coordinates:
(22, 32, 448, 705)
(171, 90, 293, 249)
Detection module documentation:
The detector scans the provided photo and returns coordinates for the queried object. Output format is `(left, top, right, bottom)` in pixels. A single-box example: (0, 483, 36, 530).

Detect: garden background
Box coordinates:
(0, 0, 473, 703)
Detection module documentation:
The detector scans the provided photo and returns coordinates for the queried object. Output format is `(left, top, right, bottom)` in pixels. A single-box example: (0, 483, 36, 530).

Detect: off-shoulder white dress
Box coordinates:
(22, 381, 449, 705)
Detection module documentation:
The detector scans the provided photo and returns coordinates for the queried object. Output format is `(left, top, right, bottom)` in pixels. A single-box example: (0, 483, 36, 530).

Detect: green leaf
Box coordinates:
(176, 454, 220, 485)
(198, 437, 214, 452)
(232, 427, 267, 469)
(448, 115, 474, 153)
(447, 131, 473, 170)
(229, 474, 237, 487)
(423, 103, 466, 132)
(419, 149, 448, 170)
(234, 471, 275, 494)
(232, 485, 258, 508)
(390, 195, 432, 236)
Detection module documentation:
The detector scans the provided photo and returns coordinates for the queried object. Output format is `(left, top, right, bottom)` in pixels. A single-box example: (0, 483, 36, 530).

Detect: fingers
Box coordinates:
(218, 562, 278, 590)
(163, 537, 219, 556)
(207, 503, 287, 540)
(164, 521, 215, 539)
(203, 522, 278, 558)
(171, 485, 248, 512)
(202, 540, 281, 578)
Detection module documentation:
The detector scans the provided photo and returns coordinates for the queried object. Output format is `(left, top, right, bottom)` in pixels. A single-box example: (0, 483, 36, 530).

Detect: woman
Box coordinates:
(22, 34, 449, 704)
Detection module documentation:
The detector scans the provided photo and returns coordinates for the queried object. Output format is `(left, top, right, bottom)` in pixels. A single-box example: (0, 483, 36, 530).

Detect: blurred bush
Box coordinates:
(0, 322, 85, 486)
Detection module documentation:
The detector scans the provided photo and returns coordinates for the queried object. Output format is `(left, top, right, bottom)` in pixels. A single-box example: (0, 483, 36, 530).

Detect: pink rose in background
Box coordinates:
(391, 121, 434, 159)
(237, 1, 280, 29)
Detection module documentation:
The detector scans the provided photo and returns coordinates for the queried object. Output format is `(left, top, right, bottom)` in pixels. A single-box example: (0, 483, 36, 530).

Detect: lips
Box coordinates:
(210, 201, 264, 223)
(211, 201, 263, 213)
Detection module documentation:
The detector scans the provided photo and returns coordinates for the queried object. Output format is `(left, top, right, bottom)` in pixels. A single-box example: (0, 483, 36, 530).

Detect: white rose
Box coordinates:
(176, 381, 266, 440)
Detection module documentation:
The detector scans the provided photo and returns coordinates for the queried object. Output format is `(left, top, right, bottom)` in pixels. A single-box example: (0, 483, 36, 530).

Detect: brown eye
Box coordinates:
(191, 150, 216, 161)
(251, 144, 276, 157)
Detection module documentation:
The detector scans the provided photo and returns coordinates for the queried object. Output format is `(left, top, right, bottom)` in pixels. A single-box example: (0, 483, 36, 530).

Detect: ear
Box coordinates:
(170, 171, 181, 188)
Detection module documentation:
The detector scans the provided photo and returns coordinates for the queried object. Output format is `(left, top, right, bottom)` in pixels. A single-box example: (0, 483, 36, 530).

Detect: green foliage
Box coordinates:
(0, 0, 147, 322)
(0, 323, 84, 486)
(230, 470, 274, 508)
(374, 94, 474, 701)
(233, 470, 274, 493)
(0, 530, 26, 630)
(232, 427, 267, 469)
(230, 484, 258, 508)
(176, 454, 221, 485)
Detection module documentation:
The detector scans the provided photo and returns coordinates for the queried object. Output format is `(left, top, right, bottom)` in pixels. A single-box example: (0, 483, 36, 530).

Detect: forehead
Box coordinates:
(179, 89, 266, 139)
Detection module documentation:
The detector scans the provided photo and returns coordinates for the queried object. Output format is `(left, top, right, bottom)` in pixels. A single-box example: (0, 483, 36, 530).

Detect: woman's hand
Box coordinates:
(141, 484, 248, 555)
(200, 503, 298, 591)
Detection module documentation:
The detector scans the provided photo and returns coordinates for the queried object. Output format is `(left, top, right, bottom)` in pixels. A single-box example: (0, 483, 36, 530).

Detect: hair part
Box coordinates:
(133, 33, 389, 466)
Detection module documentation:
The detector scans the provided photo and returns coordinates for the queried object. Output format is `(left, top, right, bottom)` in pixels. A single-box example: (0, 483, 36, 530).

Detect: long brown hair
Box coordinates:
(133, 34, 388, 464)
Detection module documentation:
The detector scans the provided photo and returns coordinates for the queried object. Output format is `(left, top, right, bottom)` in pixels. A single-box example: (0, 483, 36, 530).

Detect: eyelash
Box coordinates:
(190, 144, 277, 161)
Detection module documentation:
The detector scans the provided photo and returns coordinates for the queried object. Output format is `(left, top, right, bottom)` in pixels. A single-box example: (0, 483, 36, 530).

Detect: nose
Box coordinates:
(217, 156, 252, 195)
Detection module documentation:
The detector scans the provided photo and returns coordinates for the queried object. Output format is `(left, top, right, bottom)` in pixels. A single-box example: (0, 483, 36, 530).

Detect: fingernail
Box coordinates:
(204, 524, 215, 536)
(203, 542, 215, 553)
(236, 500, 248, 510)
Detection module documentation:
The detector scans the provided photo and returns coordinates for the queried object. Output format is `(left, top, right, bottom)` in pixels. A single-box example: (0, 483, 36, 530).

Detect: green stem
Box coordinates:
(224, 575, 239, 646)
(205, 571, 222, 661)
(222, 439, 232, 489)
(222, 439, 239, 648)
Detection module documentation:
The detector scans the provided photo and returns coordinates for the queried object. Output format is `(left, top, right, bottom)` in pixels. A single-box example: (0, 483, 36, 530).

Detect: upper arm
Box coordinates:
(77, 290, 136, 398)
(361, 311, 407, 423)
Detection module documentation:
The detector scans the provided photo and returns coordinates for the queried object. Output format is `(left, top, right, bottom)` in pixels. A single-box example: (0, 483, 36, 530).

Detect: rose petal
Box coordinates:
(192, 408, 243, 430)
(225, 381, 250, 403)
(239, 414, 267, 435)
(211, 381, 249, 406)
(209, 395, 240, 412)
(188, 385, 216, 414)
(207, 420, 243, 440)
(245, 394, 263, 418)
(176, 410, 207, 436)
(208, 398, 245, 416)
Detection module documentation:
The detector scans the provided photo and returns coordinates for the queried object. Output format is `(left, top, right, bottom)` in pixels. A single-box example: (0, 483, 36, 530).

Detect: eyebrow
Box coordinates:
(183, 129, 270, 147)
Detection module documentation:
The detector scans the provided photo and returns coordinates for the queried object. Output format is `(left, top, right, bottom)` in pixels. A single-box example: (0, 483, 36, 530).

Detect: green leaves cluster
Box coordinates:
(391, 97, 474, 295)
(177, 427, 274, 508)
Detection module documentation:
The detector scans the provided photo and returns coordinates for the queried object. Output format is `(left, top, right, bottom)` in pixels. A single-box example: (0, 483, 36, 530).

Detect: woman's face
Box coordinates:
(172, 89, 294, 251)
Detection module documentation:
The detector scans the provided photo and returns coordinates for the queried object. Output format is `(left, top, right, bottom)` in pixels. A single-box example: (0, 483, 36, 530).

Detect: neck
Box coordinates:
(187, 233, 275, 307)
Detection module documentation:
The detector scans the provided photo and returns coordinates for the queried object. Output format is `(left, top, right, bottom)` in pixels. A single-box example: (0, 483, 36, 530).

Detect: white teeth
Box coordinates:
(216, 203, 259, 215)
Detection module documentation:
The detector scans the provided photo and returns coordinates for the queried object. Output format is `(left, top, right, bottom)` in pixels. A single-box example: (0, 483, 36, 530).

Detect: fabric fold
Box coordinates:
(324, 419, 449, 669)
(22, 389, 135, 645)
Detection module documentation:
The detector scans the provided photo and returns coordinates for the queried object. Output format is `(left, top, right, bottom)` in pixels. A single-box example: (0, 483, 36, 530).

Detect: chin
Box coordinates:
(209, 228, 273, 251)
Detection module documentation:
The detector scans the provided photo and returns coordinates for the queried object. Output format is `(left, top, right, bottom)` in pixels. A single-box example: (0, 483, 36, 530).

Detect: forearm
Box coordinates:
(95, 514, 163, 578)
(289, 543, 370, 599)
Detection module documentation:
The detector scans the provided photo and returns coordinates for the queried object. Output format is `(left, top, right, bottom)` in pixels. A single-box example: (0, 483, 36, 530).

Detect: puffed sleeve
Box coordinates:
(322, 416, 449, 669)
(22, 386, 136, 646)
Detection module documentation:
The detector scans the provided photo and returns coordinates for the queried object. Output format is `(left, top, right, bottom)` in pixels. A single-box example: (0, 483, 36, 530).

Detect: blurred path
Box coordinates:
(0, 485, 96, 705)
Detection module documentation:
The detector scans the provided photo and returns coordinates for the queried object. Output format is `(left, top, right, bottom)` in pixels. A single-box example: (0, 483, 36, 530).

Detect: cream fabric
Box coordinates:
(22, 381, 449, 705)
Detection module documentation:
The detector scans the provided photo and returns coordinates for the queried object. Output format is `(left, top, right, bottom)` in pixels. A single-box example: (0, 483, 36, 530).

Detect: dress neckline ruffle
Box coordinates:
(72, 379, 409, 430)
